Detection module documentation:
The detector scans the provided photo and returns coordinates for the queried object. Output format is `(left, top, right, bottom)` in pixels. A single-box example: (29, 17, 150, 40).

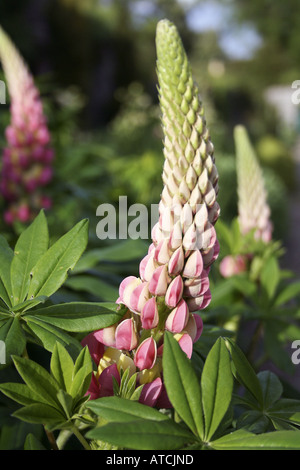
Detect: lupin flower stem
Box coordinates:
(235, 125, 272, 243)
(82, 19, 220, 408)
(219, 126, 273, 279)
(0, 26, 54, 224)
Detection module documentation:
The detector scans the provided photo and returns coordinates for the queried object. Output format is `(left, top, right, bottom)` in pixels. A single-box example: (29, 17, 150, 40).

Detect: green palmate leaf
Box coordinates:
(86, 396, 170, 423)
(0, 235, 14, 305)
(0, 278, 11, 308)
(0, 317, 26, 364)
(258, 371, 283, 409)
(12, 296, 48, 314)
(211, 429, 300, 450)
(0, 382, 46, 406)
(50, 342, 75, 392)
(268, 399, 300, 426)
(12, 355, 60, 408)
(274, 280, 300, 307)
(56, 390, 73, 419)
(11, 210, 49, 306)
(13, 403, 65, 426)
(163, 332, 204, 439)
(29, 302, 123, 332)
(236, 410, 270, 434)
(27, 219, 89, 300)
(271, 419, 298, 431)
(73, 345, 91, 376)
(260, 256, 280, 300)
(69, 364, 92, 400)
(24, 433, 47, 450)
(86, 419, 196, 450)
(224, 338, 263, 406)
(201, 338, 233, 441)
(25, 316, 82, 356)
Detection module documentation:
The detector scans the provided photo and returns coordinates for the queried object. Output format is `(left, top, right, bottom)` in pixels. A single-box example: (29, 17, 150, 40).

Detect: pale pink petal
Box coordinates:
(115, 318, 138, 351)
(165, 275, 183, 308)
(186, 289, 211, 312)
(93, 325, 116, 348)
(149, 265, 169, 296)
(141, 297, 159, 329)
(165, 299, 189, 333)
(182, 249, 203, 278)
(178, 333, 193, 359)
(134, 337, 157, 371)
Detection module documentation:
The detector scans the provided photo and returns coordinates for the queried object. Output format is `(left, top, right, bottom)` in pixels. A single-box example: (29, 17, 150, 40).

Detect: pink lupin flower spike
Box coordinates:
(0, 26, 54, 224)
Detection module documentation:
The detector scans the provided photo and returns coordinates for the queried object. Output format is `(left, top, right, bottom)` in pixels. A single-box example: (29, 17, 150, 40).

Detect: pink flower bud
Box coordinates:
(139, 377, 162, 407)
(177, 333, 193, 359)
(193, 314, 203, 343)
(149, 265, 169, 296)
(165, 299, 189, 333)
(159, 206, 174, 234)
(17, 203, 31, 223)
(165, 275, 183, 308)
(182, 222, 197, 251)
(219, 255, 247, 278)
(182, 249, 203, 278)
(168, 219, 182, 250)
(184, 314, 197, 341)
(119, 276, 141, 309)
(141, 297, 159, 329)
(168, 246, 184, 276)
(115, 318, 138, 351)
(180, 203, 193, 234)
(151, 222, 164, 245)
(148, 243, 155, 254)
(130, 282, 150, 313)
(134, 337, 157, 370)
(202, 240, 220, 268)
(119, 276, 137, 299)
(36, 126, 50, 145)
(154, 239, 171, 265)
(5, 126, 18, 146)
(139, 253, 156, 281)
(94, 325, 117, 348)
(200, 222, 217, 254)
(186, 289, 211, 312)
(184, 269, 210, 297)
(39, 167, 53, 185)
